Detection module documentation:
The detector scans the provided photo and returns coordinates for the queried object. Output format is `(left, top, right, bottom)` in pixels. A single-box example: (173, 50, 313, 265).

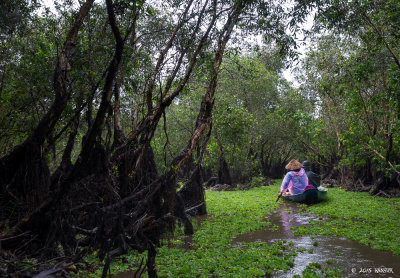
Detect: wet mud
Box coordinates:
(232, 202, 400, 277)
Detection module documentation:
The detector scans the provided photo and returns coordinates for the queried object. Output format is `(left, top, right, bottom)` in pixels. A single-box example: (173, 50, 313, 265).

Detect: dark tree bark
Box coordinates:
(143, 0, 195, 113)
(0, 0, 95, 211)
(50, 109, 81, 190)
(178, 124, 212, 217)
(112, 9, 139, 150)
(0, 2, 254, 277)
(0, 0, 122, 248)
(176, 0, 249, 217)
(65, 0, 124, 184)
(211, 120, 233, 185)
(218, 157, 233, 185)
(178, 165, 207, 216)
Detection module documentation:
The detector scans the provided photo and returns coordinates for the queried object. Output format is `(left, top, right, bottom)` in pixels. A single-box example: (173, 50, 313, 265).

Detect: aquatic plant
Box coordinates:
(294, 188, 400, 255)
(76, 184, 400, 277)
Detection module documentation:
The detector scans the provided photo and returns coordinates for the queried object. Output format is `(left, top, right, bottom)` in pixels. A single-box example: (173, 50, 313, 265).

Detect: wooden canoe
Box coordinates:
(282, 188, 328, 204)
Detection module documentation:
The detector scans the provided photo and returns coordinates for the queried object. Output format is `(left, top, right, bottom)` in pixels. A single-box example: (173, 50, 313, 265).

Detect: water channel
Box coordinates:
(232, 202, 400, 277)
(114, 202, 400, 277)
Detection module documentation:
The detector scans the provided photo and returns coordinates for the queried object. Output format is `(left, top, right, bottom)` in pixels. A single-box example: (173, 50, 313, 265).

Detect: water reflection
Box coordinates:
(232, 203, 400, 278)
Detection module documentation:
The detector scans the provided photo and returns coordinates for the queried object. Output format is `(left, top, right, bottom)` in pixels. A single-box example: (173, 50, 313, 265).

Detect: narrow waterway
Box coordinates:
(114, 202, 399, 277)
(232, 202, 400, 277)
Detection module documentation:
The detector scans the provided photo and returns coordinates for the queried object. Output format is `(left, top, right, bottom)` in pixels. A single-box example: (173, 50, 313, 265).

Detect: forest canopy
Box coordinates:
(0, 0, 399, 276)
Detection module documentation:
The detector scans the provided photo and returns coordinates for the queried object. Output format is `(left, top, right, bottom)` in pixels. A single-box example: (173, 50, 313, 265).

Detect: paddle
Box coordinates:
(275, 192, 283, 206)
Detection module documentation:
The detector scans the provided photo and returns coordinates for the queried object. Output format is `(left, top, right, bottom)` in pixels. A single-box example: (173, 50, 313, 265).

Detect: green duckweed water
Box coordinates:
(295, 188, 400, 255)
(78, 183, 400, 277)
(154, 186, 296, 277)
(232, 201, 400, 277)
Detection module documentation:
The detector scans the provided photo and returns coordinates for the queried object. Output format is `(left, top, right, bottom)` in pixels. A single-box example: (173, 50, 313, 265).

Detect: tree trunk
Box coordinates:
(218, 157, 232, 185)
(178, 165, 207, 216)
(0, 0, 94, 211)
(175, 0, 249, 219)
(0, 2, 252, 277)
(215, 133, 232, 185)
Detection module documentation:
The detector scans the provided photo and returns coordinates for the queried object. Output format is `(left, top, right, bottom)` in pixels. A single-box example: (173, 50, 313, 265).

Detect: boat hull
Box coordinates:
(282, 188, 327, 204)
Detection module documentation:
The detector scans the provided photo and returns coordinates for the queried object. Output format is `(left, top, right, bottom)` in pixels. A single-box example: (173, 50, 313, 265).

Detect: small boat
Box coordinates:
(282, 187, 328, 204)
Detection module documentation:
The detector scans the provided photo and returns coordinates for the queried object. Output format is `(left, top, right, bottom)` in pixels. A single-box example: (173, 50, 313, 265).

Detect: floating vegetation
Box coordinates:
(76, 185, 400, 277)
(294, 188, 400, 255)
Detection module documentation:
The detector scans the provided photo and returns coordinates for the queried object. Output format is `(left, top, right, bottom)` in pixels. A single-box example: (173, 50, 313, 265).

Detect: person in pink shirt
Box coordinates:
(279, 159, 309, 196)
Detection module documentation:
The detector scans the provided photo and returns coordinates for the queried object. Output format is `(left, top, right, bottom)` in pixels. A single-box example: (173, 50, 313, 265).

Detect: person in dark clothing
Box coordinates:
(302, 160, 320, 188)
